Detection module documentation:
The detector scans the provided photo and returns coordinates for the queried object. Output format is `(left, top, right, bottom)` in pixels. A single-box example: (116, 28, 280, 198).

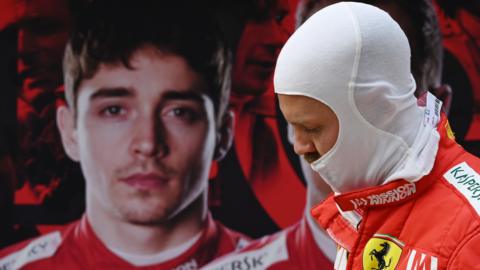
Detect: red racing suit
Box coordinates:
(312, 115, 480, 269)
(202, 216, 333, 269)
(0, 214, 247, 270)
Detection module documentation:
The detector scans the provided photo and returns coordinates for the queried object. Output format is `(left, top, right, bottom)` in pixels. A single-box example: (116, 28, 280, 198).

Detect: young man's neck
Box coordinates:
(86, 192, 208, 255)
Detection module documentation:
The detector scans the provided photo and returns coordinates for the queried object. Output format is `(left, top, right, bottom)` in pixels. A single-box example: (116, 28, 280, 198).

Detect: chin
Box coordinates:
(119, 207, 173, 226)
(114, 196, 177, 225)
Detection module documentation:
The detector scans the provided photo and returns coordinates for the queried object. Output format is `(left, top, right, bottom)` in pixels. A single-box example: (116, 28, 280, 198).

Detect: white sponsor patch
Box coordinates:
(443, 162, 480, 215)
(0, 251, 18, 270)
(423, 92, 442, 128)
(235, 238, 250, 251)
(0, 231, 62, 270)
(406, 249, 438, 270)
(203, 234, 288, 270)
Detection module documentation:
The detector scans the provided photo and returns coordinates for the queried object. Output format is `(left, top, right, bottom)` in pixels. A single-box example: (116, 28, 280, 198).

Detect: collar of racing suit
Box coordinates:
(310, 112, 459, 252)
(274, 2, 441, 195)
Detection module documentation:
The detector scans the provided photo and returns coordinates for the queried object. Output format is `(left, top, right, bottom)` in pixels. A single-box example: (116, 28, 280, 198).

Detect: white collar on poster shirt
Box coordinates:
(108, 231, 202, 267)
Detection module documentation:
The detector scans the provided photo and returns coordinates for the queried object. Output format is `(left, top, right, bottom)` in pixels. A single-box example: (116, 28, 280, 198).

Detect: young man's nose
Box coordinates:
(131, 117, 168, 158)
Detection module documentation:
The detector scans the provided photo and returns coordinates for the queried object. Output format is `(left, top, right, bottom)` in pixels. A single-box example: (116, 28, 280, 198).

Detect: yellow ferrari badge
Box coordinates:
(363, 234, 403, 270)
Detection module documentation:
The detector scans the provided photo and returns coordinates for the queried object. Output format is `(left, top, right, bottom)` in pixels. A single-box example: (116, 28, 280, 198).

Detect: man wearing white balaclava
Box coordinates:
(275, 2, 480, 270)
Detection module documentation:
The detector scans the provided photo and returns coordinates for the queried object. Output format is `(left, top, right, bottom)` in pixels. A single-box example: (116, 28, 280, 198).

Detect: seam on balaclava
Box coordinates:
(344, 2, 362, 111)
(344, 2, 410, 154)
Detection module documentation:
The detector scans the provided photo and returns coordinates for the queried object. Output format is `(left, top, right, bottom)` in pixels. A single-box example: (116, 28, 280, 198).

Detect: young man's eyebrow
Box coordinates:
(89, 87, 134, 101)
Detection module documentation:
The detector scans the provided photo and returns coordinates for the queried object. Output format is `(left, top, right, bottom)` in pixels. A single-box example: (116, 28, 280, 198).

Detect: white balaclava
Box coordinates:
(274, 2, 440, 194)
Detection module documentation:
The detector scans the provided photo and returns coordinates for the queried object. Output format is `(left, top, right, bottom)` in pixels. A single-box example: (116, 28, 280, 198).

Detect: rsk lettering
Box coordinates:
(211, 254, 265, 270)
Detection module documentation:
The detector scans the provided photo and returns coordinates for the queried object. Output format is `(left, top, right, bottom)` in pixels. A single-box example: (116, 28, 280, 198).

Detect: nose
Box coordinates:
(293, 132, 316, 156)
(130, 115, 168, 159)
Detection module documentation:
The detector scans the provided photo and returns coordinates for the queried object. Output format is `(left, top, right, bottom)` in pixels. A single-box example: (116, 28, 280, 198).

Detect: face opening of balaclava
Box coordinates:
(274, 2, 441, 194)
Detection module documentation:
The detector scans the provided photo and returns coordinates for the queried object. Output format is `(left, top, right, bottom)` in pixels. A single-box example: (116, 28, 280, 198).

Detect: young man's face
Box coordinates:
(58, 48, 219, 224)
(232, 0, 295, 96)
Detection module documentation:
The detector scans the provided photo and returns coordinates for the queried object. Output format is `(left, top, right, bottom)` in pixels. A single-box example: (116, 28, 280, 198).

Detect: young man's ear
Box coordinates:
(214, 110, 235, 161)
(57, 105, 80, 162)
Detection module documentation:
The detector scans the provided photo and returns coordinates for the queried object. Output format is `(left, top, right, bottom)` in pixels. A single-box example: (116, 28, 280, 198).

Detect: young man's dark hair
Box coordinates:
(64, 0, 231, 125)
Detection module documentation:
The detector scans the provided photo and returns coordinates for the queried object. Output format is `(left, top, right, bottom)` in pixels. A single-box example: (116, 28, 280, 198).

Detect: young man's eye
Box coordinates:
(100, 105, 125, 117)
(166, 107, 199, 122)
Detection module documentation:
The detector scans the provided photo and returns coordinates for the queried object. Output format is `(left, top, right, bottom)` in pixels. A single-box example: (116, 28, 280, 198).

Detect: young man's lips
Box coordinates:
(121, 173, 169, 189)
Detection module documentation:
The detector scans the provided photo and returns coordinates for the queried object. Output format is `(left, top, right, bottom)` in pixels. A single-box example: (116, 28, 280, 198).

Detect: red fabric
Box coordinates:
(311, 114, 480, 269)
(204, 217, 333, 269)
(0, 215, 247, 269)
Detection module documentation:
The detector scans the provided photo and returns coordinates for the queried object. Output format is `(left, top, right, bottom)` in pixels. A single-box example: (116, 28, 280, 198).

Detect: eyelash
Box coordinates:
(166, 107, 198, 122)
(100, 105, 126, 117)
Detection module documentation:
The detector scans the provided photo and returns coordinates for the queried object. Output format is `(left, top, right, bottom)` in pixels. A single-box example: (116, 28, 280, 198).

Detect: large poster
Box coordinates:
(0, 0, 479, 250)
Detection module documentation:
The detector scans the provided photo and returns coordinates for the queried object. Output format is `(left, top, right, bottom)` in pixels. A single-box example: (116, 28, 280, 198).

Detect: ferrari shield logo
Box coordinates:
(363, 234, 403, 270)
